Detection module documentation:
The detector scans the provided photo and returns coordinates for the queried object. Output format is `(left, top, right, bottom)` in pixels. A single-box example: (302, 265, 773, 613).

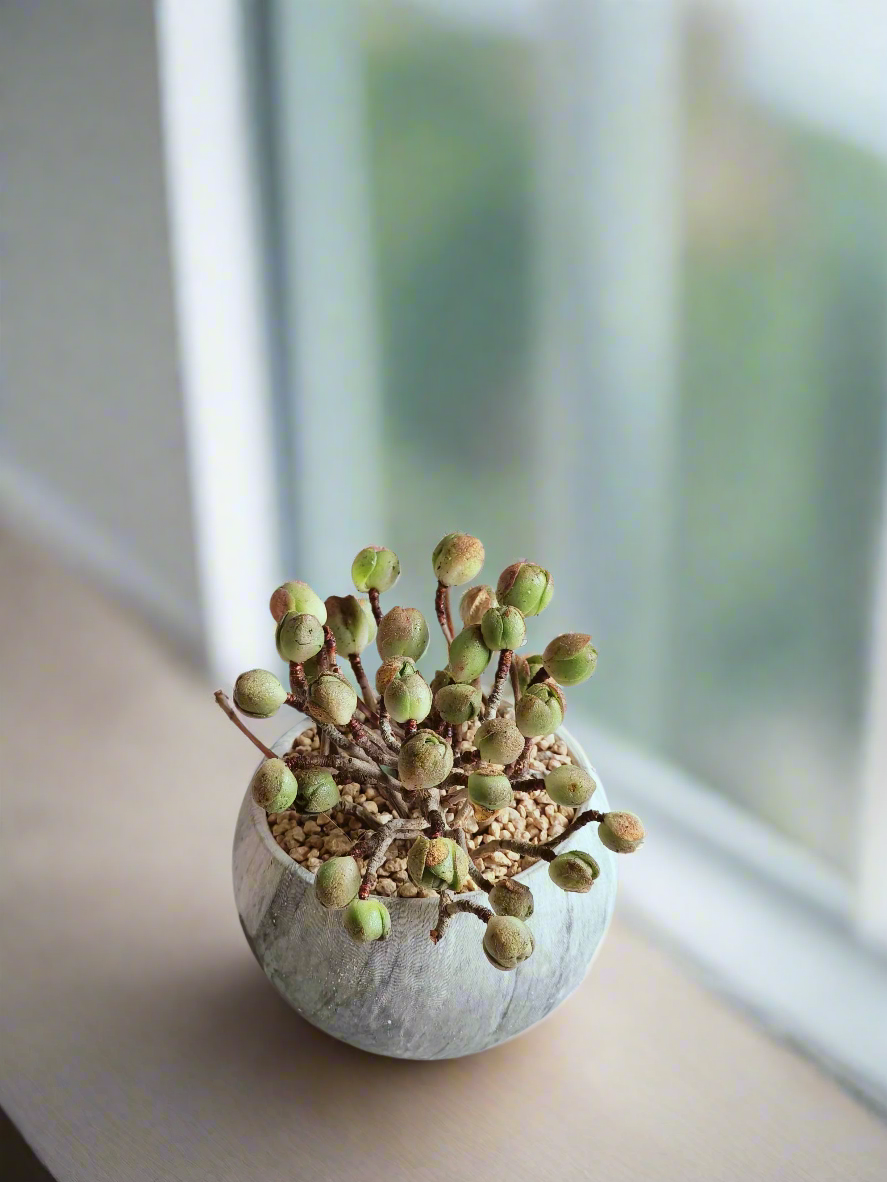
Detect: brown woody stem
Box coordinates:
(507, 736, 533, 776)
(283, 751, 380, 781)
(431, 893, 493, 942)
(404, 719, 418, 738)
(541, 808, 607, 848)
(349, 717, 390, 764)
(435, 580, 454, 646)
(214, 691, 277, 760)
(368, 587, 383, 625)
(349, 653, 376, 710)
(356, 818, 427, 898)
(484, 649, 512, 719)
(321, 625, 339, 673)
(377, 700, 400, 751)
(472, 837, 556, 863)
(289, 661, 308, 698)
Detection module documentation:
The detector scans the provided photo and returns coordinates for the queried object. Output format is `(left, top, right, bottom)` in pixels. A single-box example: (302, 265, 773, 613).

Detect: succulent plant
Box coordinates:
(295, 767, 340, 814)
(221, 529, 646, 974)
(598, 811, 646, 854)
(432, 533, 485, 587)
(407, 835, 470, 891)
(269, 581, 326, 625)
(233, 669, 287, 718)
(343, 898, 391, 943)
(459, 584, 497, 627)
(515, 681, 566, 738)
(308, 673, 358, 727)
(314, 856, 362, 909)
(376, 606, 430, 662)
(483, 915, 535, 970)
(275, 612, 325, 665)
(480, 605, 527, 652)
(249, 758, 298, 812)
(543, 633, 598, 686)
(496, 562, 553, 617)
(351, 546, 401, 593)
(548, 850, 600, 893)
(447, 625, 492, 683)
(434, 682, 482, 725)
(545, 765, 596, 808)
(398, 729, 454, 789)
(488, 878, 534, 919)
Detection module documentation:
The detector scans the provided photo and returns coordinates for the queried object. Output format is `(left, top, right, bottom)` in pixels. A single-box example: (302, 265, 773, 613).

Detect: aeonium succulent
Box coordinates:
(308, 673, 358, 727)
(480, 605, 527, 652)
(269, 580, 326, 626)
(515, 681, 566, 738)
(548, 850, 600, 893)
(376, 606, 429, 662)
(233, 669, 287, 718)
(343, 898, 391, 943)
(496, 562, 553, 617)
(459, 584, 496, 627)
(384, 667, 432, 725)
(513, 653, 545, 694)
(447, 625, 491, 683)
(543, 633, 598, 686)
(434, 682, 482, 725)
(483, 915, 535, 970)
(398, 729, 453, 789)
(351, 545, 400, 593)
(250, 758, 298, 812)
(432, 532, 485, 587)
(474, 717, 525, 765)
(325, 594, 375, 656)
(407, 835, 470, 891)
(275, 612, 325, 664)
(295, 767, 340, 814)
(467, 765, 514, 812)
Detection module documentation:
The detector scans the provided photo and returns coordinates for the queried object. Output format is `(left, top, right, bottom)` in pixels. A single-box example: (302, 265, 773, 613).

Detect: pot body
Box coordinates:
(232, 720, 616, 1059)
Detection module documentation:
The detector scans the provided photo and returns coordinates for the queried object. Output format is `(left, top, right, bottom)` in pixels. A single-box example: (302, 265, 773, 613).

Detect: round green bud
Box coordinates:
(314, 856, 361, 909)
(447, 625, 492, 684)
(548, 850, 600, 893)
(351, 545, 401, 593)
(483, 915, 535, 971)
(474, 718, 525, 765)
(250, 758, 298, 812)
(397, 729, 454, 789)
(324, 594, 373, 657)
(406, 835, 470, 891)
(515, 682, 565, 738)
(432, 533, 485, 587)
(543, 633, 598, 686)
(545, 765, 596, 808)
(275, 612, 324, 664)
(434, 682, 482, 725)
(295, 767, 340, 814)
(269, 581, 326, 626)
(467, 765, 514, 812)
(376, 606, 430, 662)
(429, 668, 455, 696)
(599, 811, 645, 854)
(514, 653, 545, 695)
(357, 597, 378, 645)
(308, 673, 358, 727)
(384, 669, 432, 724)
(233, 669, 287, 718)
(488, 878, 535, 919)
(375, 656, 417, 697)
(459, 584, 497, 628)
(481, 605, 527, 652)
(343, 897, 391, 943)
(496, 562, 553, 617)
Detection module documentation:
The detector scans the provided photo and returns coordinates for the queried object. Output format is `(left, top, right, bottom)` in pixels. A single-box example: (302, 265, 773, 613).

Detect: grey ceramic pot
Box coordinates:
(232, 718, 617, 1059)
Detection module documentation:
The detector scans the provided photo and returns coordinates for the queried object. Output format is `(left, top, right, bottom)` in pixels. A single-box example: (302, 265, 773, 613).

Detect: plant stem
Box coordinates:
(214, 691, 277, 760)
(368, 587, 383, 625)
(431, 892, 493, 943)
(349, 717, 390, 765)
(349, 653, 376, 710)
(377, 699, 400, 751)
(541, 808, 607, 848)
(471, 837, 556, 863)
(289, 661, 308, 699)
(356, 818, 427, 898)
(507, 735, 533, 776)
(283, 751, 381, 781)
(321, 625, 339, 673)
(510, 659, 521, 705)
(435, 580, 453, 646)
(404, 718, 418, 738)
(484, 649, 512, 719)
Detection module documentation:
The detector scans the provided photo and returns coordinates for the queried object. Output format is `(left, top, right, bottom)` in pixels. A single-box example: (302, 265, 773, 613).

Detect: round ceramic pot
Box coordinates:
(232, 719, 617, 1059)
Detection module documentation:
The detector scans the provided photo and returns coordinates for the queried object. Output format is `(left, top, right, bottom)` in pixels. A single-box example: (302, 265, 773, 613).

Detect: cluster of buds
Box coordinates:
(218, 533, 645, 970)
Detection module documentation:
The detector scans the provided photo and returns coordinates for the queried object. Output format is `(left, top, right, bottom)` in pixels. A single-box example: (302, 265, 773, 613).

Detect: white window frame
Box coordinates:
(156, 0, 887, 1109)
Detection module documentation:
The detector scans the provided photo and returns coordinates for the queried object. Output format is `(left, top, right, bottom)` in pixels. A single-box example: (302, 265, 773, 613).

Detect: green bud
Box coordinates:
(351, 545, 401, 593)
(357, 597, 378, 646)
(376, 606, 430, 662)
(275, 612, 325, 664)
(488, 878, 534, 919)
(432, 533, 485, 587)
(429, 668, 455, 696)
(434, 682, 482, 724)
(481, 605, 527, 652)
(496, 562, 553, 617)
(483, 915, 535, 971)
(250, 758, 298, 812)
(295, 767, 340, 814)
(459, 584, 497, 627)
(545, 765, 596, 808)
(324, 594, 373, 656)
(397, 729, 454, 789)
(474, 717, 525, 765)
(515, 682, 565, 738)
(384, 669, 432, 724)
(447, 625, 492, 683)
(314, 856, 361, 909)
(548, 850, 600, 893)
(308, 673, 358, 727)
(375, 656, 417, 697)
(543, 633, 597, 686)
(513, 653, 545, 694)
(467, 765, 514, 811)
(269, 581, 326, 626)
(343, 897, 391, 943)
(598, 811, 645, 854)
(406, 835, 470, 891)
(233, 669, 287, 718)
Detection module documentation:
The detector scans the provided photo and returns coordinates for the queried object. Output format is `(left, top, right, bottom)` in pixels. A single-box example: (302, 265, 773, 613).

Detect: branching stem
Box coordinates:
(349, 653, 376, 710)
(472, 837, 556, 863)
(541, 808, 607, 848)
(484, 649, 512, 719)
(430, 891, 493, 943)
(368, 588, 383, 625)
(435, 580, 454, 646)
(214, 691, 277, 760)
(377, 699, 400, 751)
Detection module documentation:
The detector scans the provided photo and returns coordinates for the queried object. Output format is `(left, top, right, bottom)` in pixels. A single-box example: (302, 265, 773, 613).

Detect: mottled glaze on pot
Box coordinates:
(233, 719, 616, 1059)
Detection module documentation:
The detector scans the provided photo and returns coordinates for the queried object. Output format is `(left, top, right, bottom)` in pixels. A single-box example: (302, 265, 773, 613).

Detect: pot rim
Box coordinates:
(245, 716, 605, 903)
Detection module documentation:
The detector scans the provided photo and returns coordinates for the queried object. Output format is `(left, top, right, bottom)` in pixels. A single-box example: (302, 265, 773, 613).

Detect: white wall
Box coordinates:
(0, 0, 202, 653)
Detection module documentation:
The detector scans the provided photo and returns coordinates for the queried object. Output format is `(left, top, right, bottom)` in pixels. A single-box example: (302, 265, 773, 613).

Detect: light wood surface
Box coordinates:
(2, 529, 885, 1181)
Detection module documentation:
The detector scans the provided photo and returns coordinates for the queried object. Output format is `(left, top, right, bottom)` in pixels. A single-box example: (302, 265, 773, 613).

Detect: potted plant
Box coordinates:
(219, 534, 644, 1059)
